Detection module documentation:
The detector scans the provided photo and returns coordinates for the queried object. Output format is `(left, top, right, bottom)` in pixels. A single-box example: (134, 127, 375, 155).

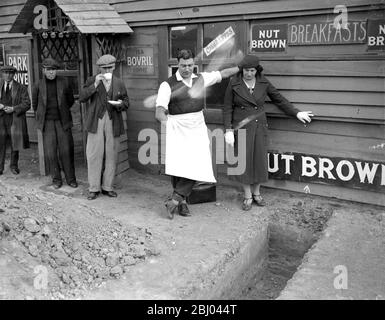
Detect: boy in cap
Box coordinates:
(32, 58, 77, 188)
(0, 65, 30, 175)
(79, 54, 129, 200)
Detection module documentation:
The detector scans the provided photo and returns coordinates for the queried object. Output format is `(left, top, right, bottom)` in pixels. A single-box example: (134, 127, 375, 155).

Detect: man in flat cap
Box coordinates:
(0, 65, 30, 175)
(79, 54, 129, 200)
(32, 58, 77, 189)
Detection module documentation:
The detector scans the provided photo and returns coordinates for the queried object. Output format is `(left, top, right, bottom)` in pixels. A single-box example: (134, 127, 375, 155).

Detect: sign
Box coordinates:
(288, 21, 367, 45)
(125, 46, 154, 76)
(250, 24, 287, 52)
(367, 19, 385, 51)
(203, 26, 235, 56)
(267, 152, 384, 193)
(5, 53, 30, 86)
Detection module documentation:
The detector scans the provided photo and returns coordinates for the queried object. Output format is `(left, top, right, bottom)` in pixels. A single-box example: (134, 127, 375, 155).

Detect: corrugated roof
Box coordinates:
(9, 0, 133, 34)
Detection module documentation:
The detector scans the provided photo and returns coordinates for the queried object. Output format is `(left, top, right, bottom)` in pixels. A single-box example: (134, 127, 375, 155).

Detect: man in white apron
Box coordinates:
(155, 49, 239, 219)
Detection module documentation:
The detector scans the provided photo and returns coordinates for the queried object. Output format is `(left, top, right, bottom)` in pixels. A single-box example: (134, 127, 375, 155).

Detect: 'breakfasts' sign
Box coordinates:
(288, 21, 367, 45)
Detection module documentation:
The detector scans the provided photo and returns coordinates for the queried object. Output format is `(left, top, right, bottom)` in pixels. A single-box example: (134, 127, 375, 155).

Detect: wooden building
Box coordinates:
(1, 0, 384, 205)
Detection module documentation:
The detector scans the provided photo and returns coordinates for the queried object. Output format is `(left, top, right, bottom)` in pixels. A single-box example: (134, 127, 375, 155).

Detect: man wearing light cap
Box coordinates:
(32, 58, 77, 189)
(79, 54, 129, 200)
(0, 65, 30, 175)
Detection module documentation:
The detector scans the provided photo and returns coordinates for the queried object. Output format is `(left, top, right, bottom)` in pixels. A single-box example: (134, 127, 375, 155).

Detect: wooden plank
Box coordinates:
(262, 60, 385, 77)
(115, 0, 382, 19)
(71, 18, 127, 26)
(267, 118, 385, 139)
(75, 25, 132, 34)
(0, 0, 28, 6)
(268, 130, 385, 162)
(262, 179, 385, 206)
(59, 4, 114, 12)
(65, 11, 120, 20)
(158, 26, 169, 84)
(266, 102, 385, 121)
(267, 75, 385, 93)
(270, 90, 385, 106)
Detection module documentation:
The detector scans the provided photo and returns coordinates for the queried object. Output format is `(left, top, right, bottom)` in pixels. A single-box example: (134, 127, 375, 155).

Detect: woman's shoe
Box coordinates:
(242, 197, 253, 211)
(252, 194, 266, 206)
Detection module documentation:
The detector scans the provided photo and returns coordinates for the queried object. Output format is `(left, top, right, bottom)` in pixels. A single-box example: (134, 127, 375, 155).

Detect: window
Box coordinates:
(170, 25, 198, 58)
(167, 21, 246, 110)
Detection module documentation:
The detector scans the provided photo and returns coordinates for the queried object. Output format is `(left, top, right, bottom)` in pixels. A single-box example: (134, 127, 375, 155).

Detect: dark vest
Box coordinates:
(0, 82, 12, 117)
(45, 79, 60, 120)
(166, 74, 204, 115)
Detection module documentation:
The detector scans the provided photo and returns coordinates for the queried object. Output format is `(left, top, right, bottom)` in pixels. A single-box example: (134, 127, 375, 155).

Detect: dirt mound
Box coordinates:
(0, 181, 159, 299)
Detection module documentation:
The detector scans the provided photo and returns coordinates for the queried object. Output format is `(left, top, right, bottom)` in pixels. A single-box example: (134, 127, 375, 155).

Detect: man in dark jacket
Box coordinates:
(79, 54, 129, 200)
(32, 58, 77, 189)
(0, 65, 30, 175)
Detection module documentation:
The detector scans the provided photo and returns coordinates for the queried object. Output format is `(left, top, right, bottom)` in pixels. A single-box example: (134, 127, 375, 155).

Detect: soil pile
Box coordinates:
(0, 181, 159, 299)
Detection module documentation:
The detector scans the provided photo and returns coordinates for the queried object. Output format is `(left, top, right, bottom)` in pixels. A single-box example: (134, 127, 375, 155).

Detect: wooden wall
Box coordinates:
(0, 0, 27, 39)
(119, 1, 384, 205)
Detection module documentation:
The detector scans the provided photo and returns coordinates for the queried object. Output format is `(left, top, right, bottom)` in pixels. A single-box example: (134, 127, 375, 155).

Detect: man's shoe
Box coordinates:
(0, 171, 3, 175)
(87, 192, 99, 200)
(101, 190, 117, 197)
(10, 168, 20, 175)
(68, 182, 78, 188)
(165, 199, 179, 220)
(53, 183, 62, 189)
(179, 201, 191, 217)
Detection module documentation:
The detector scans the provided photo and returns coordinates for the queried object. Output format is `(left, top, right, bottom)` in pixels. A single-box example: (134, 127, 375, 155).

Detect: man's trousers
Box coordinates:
(43, 119, 76, 185)
(86, 112, 119, 192)
(171, 176, 195, 201)
(0, 114, 19, 172)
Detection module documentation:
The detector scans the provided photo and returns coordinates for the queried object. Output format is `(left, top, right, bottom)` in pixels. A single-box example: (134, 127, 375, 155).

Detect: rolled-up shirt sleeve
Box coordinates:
(155, 81, 171, 110)
(201, 71, 222, 88)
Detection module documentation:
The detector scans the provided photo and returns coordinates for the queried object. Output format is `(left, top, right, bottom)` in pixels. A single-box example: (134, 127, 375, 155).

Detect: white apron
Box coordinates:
(165, 111, 216, 183)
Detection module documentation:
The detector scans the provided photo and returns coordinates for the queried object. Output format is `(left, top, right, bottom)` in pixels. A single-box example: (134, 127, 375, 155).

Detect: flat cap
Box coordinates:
(239, 54, 260, 69)
(42, 58, 60, 69)
(96, 54, 116, 67)
(1, 65, 17, 73)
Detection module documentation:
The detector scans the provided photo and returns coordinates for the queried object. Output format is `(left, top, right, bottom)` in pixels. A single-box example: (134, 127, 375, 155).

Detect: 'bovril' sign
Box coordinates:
(267, 152, 384, 193)
(125, 46, 154, 76)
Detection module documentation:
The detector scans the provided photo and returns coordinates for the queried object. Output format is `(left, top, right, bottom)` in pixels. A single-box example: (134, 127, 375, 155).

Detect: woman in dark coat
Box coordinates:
(223, 55, 313, 210)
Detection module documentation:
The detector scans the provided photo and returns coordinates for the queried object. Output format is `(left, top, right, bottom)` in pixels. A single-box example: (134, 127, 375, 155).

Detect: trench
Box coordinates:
(210, 219, 325, 300)
(239, 223, 317, 300)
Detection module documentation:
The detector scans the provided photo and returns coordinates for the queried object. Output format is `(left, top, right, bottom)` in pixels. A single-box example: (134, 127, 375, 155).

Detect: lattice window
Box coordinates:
(39, 33, 79, 69)
(95, 35, 125, 62)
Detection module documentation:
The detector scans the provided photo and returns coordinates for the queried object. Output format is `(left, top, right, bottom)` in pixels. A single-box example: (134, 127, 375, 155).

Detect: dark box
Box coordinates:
(186, 183, 216, 204)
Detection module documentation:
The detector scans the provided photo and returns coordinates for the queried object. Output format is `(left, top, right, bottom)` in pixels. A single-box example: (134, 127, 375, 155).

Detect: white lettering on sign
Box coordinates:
(33, 5, 48, 30)
(127, 56, 153, 67)
(333, 5, 348, 30)
(203, 26, 235, 56)
(267, 152, 384, 191)
(6, 53, 29, 86)
(250, 24, 287, 52)
(289, 21, 366, 45)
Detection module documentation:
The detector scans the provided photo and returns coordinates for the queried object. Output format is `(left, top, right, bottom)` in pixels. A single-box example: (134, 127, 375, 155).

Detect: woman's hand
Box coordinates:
(296, 111, 314, 123)
(225, 131, 235, 146)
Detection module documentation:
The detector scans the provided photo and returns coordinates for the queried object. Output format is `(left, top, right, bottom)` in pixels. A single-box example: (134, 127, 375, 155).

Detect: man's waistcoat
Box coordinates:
(166, 74, 204, 115)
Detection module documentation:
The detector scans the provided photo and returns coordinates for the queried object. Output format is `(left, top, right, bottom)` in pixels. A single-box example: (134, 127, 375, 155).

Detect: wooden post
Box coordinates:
(77, 33, 88, 166)
(31, 33, 46, 176)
